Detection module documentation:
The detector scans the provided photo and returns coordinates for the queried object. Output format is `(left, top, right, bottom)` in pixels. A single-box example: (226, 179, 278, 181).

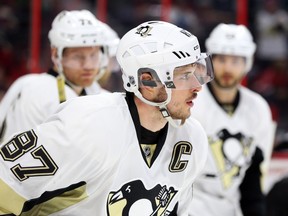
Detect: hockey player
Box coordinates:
(0, 10, 119, 142)
(189, 23, 275, 216)
(0, 21, 214, 215)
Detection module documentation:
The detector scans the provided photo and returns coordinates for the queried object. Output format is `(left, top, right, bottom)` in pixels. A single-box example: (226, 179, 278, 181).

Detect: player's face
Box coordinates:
(61, 46, 102, 87)
(167, 65, 202, 121)
(212, 54, 246, 89)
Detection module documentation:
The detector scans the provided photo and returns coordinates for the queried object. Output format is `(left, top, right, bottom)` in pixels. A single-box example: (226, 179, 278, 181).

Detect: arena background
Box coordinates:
(0, 0, 288, 192)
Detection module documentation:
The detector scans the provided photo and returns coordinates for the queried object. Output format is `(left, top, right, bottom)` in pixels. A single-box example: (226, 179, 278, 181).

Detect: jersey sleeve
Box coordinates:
(239, 147, 266, 216)
(253, 95, 276, 185)
(0, 96, 117, 215)
(0, 76, 26, 141)
(0, 75, 53, 142)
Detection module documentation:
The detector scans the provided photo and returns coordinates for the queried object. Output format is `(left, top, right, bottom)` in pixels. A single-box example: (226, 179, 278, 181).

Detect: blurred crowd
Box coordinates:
(0, 0, 287, 149)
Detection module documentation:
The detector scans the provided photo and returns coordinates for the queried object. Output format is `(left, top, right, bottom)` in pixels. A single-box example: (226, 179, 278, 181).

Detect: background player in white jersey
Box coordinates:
(0, 21, 214, 215)
(189, 23, 275, 216)
(0, 9, 119, 142)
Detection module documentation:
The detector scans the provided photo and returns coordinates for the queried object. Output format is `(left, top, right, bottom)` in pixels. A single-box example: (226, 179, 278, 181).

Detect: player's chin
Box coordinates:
(80, 79, 95, 87)
(180, 110, 191, 120)
(186, 110, 191, 119)
(219, 79, 238, 89)
(171, 110, 189, 120)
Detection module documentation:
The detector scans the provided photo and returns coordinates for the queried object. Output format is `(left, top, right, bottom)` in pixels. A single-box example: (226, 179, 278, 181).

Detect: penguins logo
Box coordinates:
(107, 180, 178, 215)
(209, 128, 253, 189)
(136, 26, 152, 37)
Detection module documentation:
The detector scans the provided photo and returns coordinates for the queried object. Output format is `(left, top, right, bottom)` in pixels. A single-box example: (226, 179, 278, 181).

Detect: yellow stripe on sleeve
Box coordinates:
(0, 179, 26, 215)
(20, 184, 88, 216)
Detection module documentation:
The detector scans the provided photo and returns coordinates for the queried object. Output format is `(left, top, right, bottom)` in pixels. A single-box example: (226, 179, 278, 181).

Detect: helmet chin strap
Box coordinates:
(92, 49, 108, 81)
(52, 54, 67, 103)
(134, 89, 184, 128)
(94, 67, 107, 81)
(54, 57, 85, 102)
(159, 105, 185, 128)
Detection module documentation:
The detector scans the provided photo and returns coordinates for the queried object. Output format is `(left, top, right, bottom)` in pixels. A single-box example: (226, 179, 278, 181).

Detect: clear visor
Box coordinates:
(172, 53, 214, 90)
(61, 47, 103, 70)
(138, 53, 214, 90)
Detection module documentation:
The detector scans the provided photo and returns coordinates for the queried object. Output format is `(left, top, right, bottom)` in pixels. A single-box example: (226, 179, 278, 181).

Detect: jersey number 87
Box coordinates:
(0, 130, 58, 181)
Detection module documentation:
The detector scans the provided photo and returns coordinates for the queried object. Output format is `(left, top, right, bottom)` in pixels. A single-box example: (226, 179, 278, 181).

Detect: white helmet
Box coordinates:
(48, 10, 106, 61)
(48, 10, 107, 103)
(116, 21, 213, 127)
(95, 21, 120, 80)
(117, 21, 213, 106)
(99, 21, 120, 57)
(205, 23, 256, 72)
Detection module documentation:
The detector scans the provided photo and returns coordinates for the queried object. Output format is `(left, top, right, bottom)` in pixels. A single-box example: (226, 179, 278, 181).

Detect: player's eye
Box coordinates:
(179, 72, 192, 81)
(71, 55, 85, 61)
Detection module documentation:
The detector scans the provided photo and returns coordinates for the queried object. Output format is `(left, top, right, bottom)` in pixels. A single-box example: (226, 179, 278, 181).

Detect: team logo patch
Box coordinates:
(136, 25, 153, 37)
(209, 129, 253, 188)
(107, 180, 178, 215)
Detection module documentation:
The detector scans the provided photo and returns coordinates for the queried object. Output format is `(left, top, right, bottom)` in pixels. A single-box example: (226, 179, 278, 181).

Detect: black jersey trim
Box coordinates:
(21, 181, 87, 213)
(207, 83, 240, 115)
(125, 92, 168, 167)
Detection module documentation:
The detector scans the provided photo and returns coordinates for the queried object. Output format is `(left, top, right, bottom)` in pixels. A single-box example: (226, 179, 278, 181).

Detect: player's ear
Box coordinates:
(51, 47, 57, 58)
(50, 47, 64, 73)
(139, 72, 157, 89)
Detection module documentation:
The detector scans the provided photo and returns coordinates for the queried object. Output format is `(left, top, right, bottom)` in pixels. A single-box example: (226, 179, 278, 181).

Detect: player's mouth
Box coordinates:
(81, 73, 94, 79)
(186, 100, 193, 107)
(186, 93, 197, 107)
(221, 74, 233, 82)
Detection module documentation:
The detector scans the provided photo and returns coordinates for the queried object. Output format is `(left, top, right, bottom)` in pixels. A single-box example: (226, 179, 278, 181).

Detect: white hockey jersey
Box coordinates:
(189, 85, 275, 216)
(0, 70, 108, 142)
(0, 93, 208, 215)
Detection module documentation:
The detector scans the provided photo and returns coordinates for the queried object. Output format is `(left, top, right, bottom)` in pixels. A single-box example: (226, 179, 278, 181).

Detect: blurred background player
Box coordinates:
(0, 9, 119, 142)
(189, 23, 275, 216)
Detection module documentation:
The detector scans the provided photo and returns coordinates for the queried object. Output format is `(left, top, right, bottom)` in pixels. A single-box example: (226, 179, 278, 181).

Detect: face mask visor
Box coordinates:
(172, 53, 214, 90)
(61, 46, 103, 70)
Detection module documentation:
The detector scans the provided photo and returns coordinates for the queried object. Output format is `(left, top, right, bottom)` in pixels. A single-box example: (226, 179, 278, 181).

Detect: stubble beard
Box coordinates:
(168, 92, 197, 121)
(213, 75, 240, 90)
(153, 87, 193, 123)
